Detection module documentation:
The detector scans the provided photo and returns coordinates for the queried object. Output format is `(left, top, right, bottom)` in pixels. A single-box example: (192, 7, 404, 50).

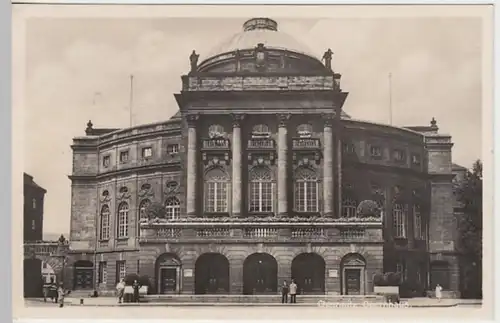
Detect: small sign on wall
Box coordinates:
(328, 269, 338, 278)
(184, 269, 193, 277)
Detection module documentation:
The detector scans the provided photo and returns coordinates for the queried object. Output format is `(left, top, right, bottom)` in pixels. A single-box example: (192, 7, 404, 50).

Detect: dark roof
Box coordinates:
(452, 163, 468, 171)
(23, 172, 47, 192)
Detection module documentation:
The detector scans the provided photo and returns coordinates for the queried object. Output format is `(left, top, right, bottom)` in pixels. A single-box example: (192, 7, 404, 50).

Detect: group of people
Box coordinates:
(42, 278, 67, 308)
(281, 280, 298, 304)
(115, 278, 142, 303)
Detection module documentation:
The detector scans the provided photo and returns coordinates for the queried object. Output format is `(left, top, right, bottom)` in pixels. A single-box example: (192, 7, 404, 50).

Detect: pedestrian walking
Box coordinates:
(57, 284, 65, 308)
(49, 278, 58, 303)
(116, 278, 125, 304)
(281, 281, 289, 304)
(435, 284, 443, 302)
(289, 280, 297, 304)
(133, 279, 140, 303)
(42, 278, 50, 302)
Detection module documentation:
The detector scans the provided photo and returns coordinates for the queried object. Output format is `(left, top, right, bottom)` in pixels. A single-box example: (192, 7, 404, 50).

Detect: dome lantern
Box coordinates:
(243, 18, 278, 32)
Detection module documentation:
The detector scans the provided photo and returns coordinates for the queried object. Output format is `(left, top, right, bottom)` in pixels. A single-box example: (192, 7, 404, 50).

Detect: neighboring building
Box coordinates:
(24, 173, 46, 242)
(67, 18, 461, 296)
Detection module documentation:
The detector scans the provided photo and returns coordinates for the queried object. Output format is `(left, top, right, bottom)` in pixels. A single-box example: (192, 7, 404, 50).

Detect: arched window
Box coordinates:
(117, 202, 129, 238)
(249, 167, 274, 213)
(204, 168, 229, 213)
(393, 203, 407, 238)
(165, 197, 181, 220)
(99, 205, 110, 240)
(252, 124, 270, 138)
(208, 124, 225, 138)
(342, 198, 358, 218)
(294, 167, 319, 212)
(139, 199, 151, 220)
(297, 124, 313, 138)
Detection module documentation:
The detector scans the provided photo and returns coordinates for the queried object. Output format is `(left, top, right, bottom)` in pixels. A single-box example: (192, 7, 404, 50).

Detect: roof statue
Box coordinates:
(190, 50, 200, 73)
(322, 48, 334, 70)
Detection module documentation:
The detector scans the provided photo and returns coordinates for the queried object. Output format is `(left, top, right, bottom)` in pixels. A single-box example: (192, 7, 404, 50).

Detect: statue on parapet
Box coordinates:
(322, 48, 334, 70)
(190, 50, 200, 73)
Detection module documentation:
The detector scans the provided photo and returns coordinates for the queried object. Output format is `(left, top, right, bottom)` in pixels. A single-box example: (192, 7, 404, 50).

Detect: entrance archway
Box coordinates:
(340, 253, 366, 295)
(243, 253, 278, 295)
(155, 253, 182, 294)
(73, 260, 94, 290)
(291, 253, 325, 294)
(195, 253, 230, 294)
(24, 258, 42, 297)
(430, 261, 450, 289)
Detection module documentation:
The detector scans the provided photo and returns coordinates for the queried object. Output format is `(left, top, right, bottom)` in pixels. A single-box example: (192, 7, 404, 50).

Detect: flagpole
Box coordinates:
(129, 75, 134, 127)
(389, 72, 393, 126)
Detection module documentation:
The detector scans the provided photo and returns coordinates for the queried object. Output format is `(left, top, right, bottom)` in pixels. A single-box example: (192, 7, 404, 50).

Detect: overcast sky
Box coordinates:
(24, 16, 482, 236)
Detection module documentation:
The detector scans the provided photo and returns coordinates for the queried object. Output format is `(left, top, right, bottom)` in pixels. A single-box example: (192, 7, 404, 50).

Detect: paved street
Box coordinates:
(18, 299, 486, 320)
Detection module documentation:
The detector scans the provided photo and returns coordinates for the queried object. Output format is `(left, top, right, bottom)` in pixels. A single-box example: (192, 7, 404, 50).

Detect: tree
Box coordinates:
(456, 159, 482, 298)
(145, 202, 167, 220)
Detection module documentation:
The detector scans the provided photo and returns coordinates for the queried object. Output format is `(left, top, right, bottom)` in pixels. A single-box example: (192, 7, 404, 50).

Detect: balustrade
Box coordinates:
(247, 138, 275, 149)
(340, 228, 366, 239)
(243, 227, 278, 238)
(291, 228, 326, 238)
(292, 138, 321, 150)
(196, 228, 230, 237)
(202, 138, 230, 149)
(157, 228, 182, 238)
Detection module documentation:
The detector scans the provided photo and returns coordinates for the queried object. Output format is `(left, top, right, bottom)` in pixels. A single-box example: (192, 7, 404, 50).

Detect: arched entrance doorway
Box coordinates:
(430, 260, 450, 289)
(24, 258, 42, 297)
(155, 253, 182, 294)
(195, 253, 230, 294)
(243, 253, 277, 295)
(291, 253, 325, 294)
(73, 260, 94, 290)
(340, 253, 366, 295)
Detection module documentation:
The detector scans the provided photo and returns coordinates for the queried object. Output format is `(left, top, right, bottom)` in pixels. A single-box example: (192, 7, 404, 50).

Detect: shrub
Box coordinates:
(145, 202, 167, 220)
(357, 200, 381, 218)
(124, 273, 140, 286)
(373, 273, 386, 286)
(385, 272, 402, 286)
(139, 275, 154, 294)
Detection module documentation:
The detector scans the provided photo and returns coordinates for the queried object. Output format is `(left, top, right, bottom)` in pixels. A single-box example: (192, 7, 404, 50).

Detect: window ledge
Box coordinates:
(203, 212, 229, 217)
(293, 212, 320, 217)
(247, 212, 275, 217)
(116, 237, 129, 241)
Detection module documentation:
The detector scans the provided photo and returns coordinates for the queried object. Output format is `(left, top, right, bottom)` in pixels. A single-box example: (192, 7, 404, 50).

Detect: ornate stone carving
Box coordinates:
(231, 113, 246, 128)
(117, 186, 131, 200)
(293, 151, 321, 166)
(138, 183, 154, 199)
(277, 113, 291, 128)
(165, 181, 179, 195)
(321, 113, 335, 127)
(185, 114, 199, 127)
(248, 152, 275, 166)
(254, 43, 268, 70)
(202, 152, 230, 166)
(100, 190, 111, 203)
(190, 50, 199, 73)
(322, 48, 334, 70)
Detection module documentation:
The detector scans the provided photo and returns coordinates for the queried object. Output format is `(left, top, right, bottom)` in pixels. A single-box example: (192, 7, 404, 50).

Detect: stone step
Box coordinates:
(142, 294, 385, 304)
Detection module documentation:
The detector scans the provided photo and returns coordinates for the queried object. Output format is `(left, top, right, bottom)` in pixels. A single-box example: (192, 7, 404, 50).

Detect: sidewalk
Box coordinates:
(26, 297, 483, 308)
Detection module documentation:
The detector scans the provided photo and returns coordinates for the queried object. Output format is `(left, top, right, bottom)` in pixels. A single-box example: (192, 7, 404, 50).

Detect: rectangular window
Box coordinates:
(119, 150, 129, 163)
(342, 142, 356, 154)
(205, 182, 228, 213)
(142, 147, 153, 158)
(98, 261, 107, 284)
(413, 205, 423, 240)
(341, 199, 357, 217)
(100, 213, 110, 240)
(294, 182, 318, 212)
(32, 198, 36, 209)
(393, 204, 407, 238)
(167, 144, 179, 154)
(370, 145, 382, 159)
(116, 261, 126, 283)
(31, 219, 36, 230)
(249, 182, 274, 213)
(393, 149, 406, 162)
(103, 155, 111, 167)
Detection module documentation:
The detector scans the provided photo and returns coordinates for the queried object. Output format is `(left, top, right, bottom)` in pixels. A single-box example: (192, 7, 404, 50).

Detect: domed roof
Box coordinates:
(206, 18, 319, 60)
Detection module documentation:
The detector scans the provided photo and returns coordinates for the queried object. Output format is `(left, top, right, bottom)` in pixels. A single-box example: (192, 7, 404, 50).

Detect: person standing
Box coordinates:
(49, 278, 58, 303)
(289, 280, 297, 304)
(42, 277, 50, 302)
(435, 284, 443, 302)
(116, 278, 125, 304)
(281, 281, 289, 304)
(132, 279, 140, 303)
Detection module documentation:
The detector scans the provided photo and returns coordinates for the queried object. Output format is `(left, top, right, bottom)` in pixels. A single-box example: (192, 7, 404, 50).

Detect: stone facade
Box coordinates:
(66, 18, 461, 297)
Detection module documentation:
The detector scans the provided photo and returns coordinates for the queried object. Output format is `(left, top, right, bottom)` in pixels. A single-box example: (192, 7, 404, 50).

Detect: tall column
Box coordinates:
(231, 114, 244, 217)
(277, 114, 290, 216)
(186, 114, 198, 216)
(322, 114, 334, 217)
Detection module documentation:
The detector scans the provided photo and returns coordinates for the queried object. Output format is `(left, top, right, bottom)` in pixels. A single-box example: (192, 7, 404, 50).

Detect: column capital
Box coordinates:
(231, 113, 246, 128)
(185, 114, 199, 127)
(277, 113, 291, 128)
(321, 113, 335, 127)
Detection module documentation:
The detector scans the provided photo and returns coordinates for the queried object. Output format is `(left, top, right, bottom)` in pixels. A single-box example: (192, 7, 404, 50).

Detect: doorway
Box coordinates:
(340, 253, 366, 295)
(243, 253, 278, 295)
(155, 253, 182, 294)
(195, 253, 230, 294)
(344, 269, 361, 295)
(159, 267, 178, 293)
